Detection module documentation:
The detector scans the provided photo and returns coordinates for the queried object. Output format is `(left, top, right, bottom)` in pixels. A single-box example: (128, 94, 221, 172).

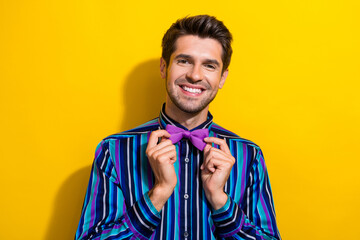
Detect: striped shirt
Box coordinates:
(75, 106, 281, 240)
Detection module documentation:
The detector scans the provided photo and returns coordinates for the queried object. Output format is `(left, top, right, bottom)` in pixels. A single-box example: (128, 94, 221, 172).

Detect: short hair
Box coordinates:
(162, 15, 233, 73)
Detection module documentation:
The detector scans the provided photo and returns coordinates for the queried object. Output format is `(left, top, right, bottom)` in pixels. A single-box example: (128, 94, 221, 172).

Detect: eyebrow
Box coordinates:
(174, 54, 192, 60)
(174, 54, 220, 67)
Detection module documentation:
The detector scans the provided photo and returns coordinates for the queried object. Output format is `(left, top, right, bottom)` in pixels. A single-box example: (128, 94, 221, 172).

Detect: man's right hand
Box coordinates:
(146, 130, 177, 211)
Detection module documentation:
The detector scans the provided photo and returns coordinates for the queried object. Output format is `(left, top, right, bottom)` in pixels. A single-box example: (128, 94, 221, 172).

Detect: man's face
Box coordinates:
(161, 35, 228, 115)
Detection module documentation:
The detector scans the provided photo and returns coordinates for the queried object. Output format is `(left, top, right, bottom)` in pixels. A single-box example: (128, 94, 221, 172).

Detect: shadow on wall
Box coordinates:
(45, 59, 165, 239)
(44, 166, 92, 240)
(120, 58, 166, 131)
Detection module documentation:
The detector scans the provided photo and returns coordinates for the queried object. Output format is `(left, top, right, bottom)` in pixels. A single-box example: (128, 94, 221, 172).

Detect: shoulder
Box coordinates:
(92, 118, 160, 163)
(210, 122, 260, 150)
(99, 118, 160, 144)
(211, 123, 267, 168)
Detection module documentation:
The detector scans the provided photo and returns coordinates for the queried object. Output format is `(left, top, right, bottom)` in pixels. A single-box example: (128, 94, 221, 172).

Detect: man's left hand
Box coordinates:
(201, 137, 235, 210)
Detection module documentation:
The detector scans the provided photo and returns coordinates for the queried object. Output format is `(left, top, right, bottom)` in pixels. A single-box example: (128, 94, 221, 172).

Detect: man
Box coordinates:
(75, 15, 281, 240)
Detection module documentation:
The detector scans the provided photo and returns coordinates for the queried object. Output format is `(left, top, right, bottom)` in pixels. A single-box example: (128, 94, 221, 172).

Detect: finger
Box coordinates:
(200, 159, 214, 172)
(157, 148, 177, 162)
(204, 158, 230, 172)
(202, 145, 233, 170)
(203, 157, 226, 173)
(204, 159, 216, 173)
(204, 146, 226, 160)
(152, 144, 176, 159)
(201, 144, 212, 170)
(201, 164, 215, 173)
(203, 148, 234, 168)
(203, 144, 212, 157)
(148, 139, 173, 156)
(148, 130, 171, 148)
(160, 136, 169, 143)
(204, 137, 231, 154)
(206, 147, 229, 159)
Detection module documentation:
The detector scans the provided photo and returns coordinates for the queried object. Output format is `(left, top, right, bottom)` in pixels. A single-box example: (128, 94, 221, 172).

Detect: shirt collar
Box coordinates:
(158, 103, 213, 131)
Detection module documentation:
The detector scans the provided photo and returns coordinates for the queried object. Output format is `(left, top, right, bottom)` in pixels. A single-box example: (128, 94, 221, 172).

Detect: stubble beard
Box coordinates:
(165, 79, 218, 114)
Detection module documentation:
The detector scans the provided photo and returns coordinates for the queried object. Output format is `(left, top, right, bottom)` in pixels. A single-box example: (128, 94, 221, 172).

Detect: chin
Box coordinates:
(166, 88, 216, 114)
(173, 100, 210, 114)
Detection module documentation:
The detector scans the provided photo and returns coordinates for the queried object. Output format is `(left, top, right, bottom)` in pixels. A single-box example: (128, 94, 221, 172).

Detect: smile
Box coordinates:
(181, 86, 203, 94)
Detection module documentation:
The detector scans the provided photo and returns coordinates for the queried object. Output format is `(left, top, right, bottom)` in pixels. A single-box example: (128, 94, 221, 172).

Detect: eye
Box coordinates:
(177, 59, 189, 65)
(205, 64, 216, 70)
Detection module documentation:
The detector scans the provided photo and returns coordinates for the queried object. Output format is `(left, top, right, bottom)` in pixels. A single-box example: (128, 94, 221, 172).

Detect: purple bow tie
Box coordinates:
(166, 125, 209, 151)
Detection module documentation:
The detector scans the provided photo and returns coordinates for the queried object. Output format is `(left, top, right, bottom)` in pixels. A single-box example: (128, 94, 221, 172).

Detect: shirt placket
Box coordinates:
(180, 139, 191, 239)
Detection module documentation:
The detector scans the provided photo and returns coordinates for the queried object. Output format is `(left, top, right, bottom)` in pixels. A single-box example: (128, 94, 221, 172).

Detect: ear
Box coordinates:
(219, 69, 228, 89)
(160, 58, 167, 79)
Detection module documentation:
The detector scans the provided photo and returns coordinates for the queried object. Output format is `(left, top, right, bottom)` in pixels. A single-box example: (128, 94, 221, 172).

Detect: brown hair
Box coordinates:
(162, 15, 233, 73)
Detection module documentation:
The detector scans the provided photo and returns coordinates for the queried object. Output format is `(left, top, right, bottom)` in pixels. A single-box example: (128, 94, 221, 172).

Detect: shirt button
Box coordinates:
(185, 157, 189, 163)
(184, 194, 189, 199)
(184, 231, 189, 237)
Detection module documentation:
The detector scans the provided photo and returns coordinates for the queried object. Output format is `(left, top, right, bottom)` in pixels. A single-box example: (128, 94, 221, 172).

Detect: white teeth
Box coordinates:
(183, 86, 202, 93)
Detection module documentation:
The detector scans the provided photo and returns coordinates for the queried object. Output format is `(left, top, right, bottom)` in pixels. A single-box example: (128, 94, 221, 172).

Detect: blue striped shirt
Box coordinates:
(75, 107, 281, 239)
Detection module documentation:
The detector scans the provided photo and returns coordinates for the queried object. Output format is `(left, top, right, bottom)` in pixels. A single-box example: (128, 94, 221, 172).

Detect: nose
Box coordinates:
(186, 64, 203, 82)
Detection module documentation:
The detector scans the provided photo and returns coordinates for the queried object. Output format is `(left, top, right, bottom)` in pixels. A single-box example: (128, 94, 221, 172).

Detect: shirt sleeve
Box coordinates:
(211, 147, 281, 240)
(75, 140, 161, 240)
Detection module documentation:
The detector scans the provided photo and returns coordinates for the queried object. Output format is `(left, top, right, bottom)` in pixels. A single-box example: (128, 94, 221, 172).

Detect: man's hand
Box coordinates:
(201, 137, 235, 210)
(146, 130, 177, 211)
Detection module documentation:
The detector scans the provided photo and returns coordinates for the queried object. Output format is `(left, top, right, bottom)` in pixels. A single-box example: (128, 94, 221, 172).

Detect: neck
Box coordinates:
(164, 102, 209, 130)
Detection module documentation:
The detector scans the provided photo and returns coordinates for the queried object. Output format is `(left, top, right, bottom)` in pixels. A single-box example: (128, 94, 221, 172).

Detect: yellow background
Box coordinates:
(1, 0, 359, 239)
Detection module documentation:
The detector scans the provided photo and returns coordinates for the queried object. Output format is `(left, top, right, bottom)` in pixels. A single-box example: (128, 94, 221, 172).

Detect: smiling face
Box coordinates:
(160, 35, 228, 116)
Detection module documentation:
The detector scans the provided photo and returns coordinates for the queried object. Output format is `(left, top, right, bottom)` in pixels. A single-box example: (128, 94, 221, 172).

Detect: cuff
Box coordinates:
(124, 192, 161, 239)
(211, 196, 245, 238)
